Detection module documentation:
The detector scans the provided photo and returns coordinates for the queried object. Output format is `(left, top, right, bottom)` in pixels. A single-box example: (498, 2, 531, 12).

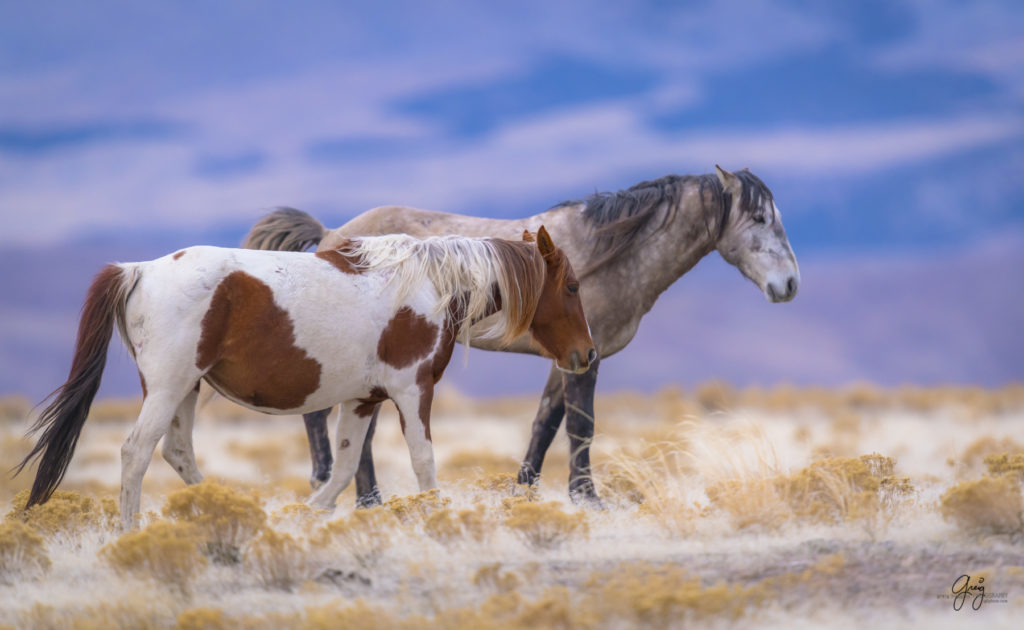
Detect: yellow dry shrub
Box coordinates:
(313, 506, 397, 567)
(101, 520, 207, 591)
(779, 455, 882, 524)
(940, 476, 1024, 536)
(960, 435, 1024, 469)
(424, 505, 492, 545)
(21, 599, 176, 630)
(269, 503, 328, 530)
(984, 453, 1024, 481)
(694, 380, 736, 413)
(442, 450, 519, 478)
(504, 501, 588, 550)
(474, 472, 540, 501)
(705, 478, 790, 530)
(473, 562, 522, 593)
(586, 562, 760, 624)
(161, 480, 266, 561)
(87, 397, 143, 422)
(245, 527, 312, 590)
(176, 607, 229, 630)
(5, 489, 117, 538)
(384, 488, 451, 524)
(0, 520, 51, 582)
(0, 394, 31, 422)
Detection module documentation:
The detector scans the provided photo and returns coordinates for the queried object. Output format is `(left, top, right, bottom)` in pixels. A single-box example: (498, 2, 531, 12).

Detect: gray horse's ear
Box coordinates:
(536, 225, 556, 258)
(522, 229, 535, 243)
(715, 164, 739, 191)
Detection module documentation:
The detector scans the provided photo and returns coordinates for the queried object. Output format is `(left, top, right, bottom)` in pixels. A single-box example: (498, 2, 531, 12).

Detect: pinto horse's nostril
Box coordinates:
(587, 348, 597, 364)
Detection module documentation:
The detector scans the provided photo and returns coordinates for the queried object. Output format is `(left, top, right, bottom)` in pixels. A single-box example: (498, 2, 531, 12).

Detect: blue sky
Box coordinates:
(1, 1, 1022, 397)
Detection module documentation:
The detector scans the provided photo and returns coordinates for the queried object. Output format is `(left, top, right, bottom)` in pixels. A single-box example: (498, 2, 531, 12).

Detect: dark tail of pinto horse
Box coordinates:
(13, 264, 136, 508)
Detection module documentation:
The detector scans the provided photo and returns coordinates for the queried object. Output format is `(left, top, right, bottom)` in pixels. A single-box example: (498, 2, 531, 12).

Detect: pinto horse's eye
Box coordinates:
(567, 283, 579, 295)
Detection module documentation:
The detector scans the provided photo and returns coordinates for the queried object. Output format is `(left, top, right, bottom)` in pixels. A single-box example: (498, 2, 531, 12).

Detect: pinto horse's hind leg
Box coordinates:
(564, 357, 604, 508)
(161, 386, 203, 485)
(303, 407, 333, 489)
(354, 406, 383, 508)
(120, 389, 190, 529)
(518, 366, 566, 486)
(308, 402, 372, 511)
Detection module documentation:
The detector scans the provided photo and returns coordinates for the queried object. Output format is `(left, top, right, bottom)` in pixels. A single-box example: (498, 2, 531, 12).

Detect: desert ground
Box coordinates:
(1, 383, 1023, 629)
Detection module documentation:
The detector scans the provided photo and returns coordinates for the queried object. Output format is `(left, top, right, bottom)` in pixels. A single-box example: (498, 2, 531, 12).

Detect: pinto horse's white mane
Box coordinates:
(339, 234, 546, 346)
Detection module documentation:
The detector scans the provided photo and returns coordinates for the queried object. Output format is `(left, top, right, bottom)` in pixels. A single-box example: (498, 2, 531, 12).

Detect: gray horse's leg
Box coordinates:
(517, 366, 566, 486)
(304, 408, 333, 489)
(564, 357, 603, 508)
(354, 405, 383, 508)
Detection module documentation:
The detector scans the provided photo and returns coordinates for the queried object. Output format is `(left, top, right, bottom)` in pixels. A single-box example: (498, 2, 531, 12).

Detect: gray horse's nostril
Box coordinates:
(786, 276, 798, 297)
(587, 348, 597, 364)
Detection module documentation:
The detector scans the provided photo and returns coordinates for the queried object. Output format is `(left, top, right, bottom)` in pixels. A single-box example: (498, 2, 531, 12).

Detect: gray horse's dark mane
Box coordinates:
(553, 170, 773, 273)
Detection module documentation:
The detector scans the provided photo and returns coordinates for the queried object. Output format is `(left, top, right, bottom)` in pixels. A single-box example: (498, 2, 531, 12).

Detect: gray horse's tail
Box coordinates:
(15, 264, 136, 508)
(241, 207, 328, 251)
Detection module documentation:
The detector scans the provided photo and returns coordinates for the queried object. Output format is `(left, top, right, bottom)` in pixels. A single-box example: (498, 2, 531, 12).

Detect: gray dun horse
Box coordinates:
(17, 230, 593, 528)
(243, 166, 799, 507)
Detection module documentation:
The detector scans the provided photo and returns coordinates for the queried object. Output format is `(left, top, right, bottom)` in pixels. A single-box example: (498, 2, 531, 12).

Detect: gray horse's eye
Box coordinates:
(753, 213, 766, 224)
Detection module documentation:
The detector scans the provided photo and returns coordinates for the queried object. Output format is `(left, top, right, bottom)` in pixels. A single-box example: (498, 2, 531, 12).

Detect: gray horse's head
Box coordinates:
(713, 165, 800, 303)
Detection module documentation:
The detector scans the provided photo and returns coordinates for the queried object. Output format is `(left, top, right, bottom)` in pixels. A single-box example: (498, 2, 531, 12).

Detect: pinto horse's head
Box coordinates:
(713, 165, 800, 303)
(524, 226, 596, 374)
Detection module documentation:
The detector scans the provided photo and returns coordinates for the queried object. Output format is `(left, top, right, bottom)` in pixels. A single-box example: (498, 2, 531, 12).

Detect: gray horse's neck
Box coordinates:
(576, 176, 722, 354)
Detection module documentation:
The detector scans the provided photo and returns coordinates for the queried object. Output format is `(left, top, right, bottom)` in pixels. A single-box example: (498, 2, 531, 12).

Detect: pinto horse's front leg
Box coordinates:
(564, 356, 604, 509)
(391, 386, 437, 492)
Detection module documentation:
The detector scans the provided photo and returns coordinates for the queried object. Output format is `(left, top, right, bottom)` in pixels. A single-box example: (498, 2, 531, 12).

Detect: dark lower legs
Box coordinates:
(517, 367, 566, 485)
(354, 407, 383, 507)
(303, 408, 333, 489)
(564, 357, 601, 506)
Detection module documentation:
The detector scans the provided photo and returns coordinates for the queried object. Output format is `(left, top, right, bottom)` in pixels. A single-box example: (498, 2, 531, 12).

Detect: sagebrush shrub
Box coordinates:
(0, 520, 51, 582)
(504, 501, 588, 550)
(101, 520, 207, 591)
(161, 480, 266, 562)
(5, 489, 117, 537)
(313, 506, 397, 567)
(940, 476, 1023, 536)
(245, 528, 311, 590)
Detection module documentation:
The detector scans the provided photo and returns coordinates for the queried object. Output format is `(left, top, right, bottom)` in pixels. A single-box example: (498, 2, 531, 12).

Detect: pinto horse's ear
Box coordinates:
(522, 229, 535, 242)
(715, 164, 740, 193)
(536, 225, 556, 258)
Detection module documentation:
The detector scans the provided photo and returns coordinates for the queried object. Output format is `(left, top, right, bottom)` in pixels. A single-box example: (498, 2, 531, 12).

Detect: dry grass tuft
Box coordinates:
(424, 505, 493, 545)
(101, 520, 207, 591)
(313, 506, 398, 568)
(473, 472, 540, 502)
(0, 520, 51, 582)
(504, 501, 588, 550)
(384, 488, 452, 524)
(245, 527, 312, 590)
(175, 607, 229, 630)
(940, 476, 1024, 536)
(161, 480, 266, 563)
(983, 452, 1024, 481)
(5, 489, 117, 538)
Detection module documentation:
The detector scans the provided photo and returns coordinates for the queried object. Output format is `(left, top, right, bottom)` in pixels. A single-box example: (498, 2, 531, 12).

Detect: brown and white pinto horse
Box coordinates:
(17, 228, 594, 529)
